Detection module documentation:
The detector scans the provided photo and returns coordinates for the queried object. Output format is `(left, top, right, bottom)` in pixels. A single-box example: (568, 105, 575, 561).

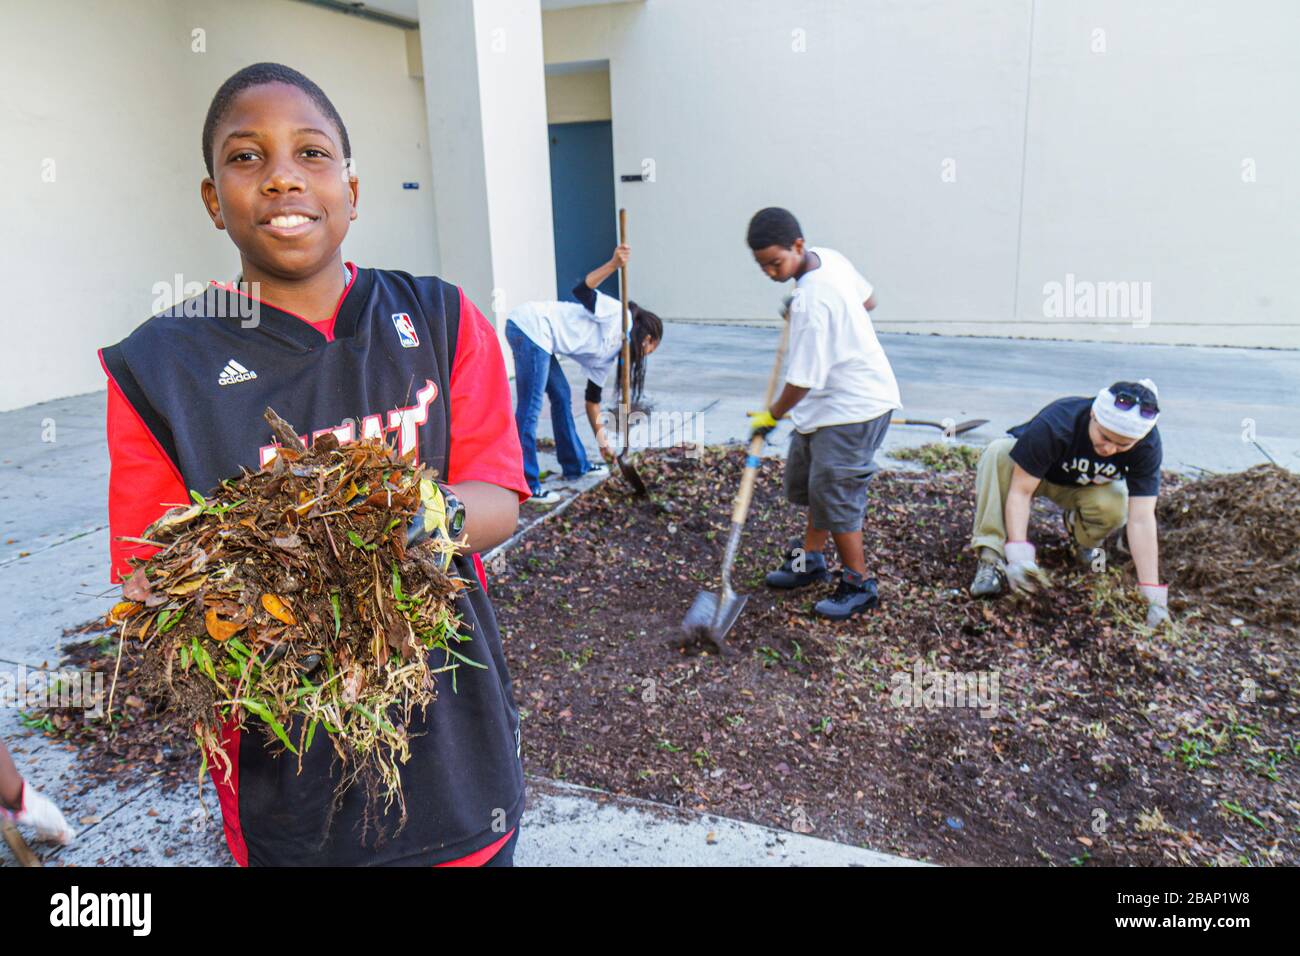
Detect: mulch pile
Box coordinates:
(493, 447, 1297, 866)
(52, 409, 469, 829)
(1158, 464, 1300, 628)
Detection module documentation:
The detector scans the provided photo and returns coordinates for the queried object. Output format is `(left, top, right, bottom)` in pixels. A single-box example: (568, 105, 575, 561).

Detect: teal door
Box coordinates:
(548, 120, 618, 301)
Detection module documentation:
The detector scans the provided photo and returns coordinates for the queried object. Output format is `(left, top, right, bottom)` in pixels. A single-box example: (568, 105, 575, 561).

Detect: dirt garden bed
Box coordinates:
(30, 446, 1298, 866)
(492, 446, 1298, 866)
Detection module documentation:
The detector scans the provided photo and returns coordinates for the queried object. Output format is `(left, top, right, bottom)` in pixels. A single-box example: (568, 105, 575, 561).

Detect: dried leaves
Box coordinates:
(103, 407, 470, 825)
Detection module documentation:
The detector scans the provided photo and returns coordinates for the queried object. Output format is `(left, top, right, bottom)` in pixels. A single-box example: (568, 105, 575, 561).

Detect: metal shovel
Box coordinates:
(680, 318, 791, 652)
(891, 416, 988, 435)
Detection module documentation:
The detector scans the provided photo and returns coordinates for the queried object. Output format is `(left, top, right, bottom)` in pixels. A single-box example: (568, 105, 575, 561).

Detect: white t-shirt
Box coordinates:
(508, 290, 625, 386)
(783, 246, 901, 433)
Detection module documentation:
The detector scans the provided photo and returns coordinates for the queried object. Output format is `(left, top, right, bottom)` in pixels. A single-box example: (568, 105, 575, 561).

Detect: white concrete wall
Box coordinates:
(542, 0, 1300, 348)
(0, 0, 437, 412)
(419, 0, 557, 330)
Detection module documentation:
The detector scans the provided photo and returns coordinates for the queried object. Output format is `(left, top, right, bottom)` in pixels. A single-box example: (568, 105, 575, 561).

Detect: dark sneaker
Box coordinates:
(764, 541, 831, 589)
(813, 569, 880, 620)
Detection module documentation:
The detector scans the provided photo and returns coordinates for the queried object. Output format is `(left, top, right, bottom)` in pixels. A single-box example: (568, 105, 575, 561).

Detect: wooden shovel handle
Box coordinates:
(618, 208, 632, 456)
(731, 321, 791, 525)
(1, 818, 41, 867)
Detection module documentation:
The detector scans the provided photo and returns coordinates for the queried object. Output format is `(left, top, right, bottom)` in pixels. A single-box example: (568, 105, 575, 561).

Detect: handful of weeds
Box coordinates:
(104, 408, 473, 828)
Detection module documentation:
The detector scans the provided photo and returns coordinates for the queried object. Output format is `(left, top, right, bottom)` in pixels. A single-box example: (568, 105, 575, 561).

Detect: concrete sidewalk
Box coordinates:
(2, 327, 1294, 866)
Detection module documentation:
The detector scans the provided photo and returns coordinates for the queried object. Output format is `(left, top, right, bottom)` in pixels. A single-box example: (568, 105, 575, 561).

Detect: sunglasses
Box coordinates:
(1111, 390, 1159, 419)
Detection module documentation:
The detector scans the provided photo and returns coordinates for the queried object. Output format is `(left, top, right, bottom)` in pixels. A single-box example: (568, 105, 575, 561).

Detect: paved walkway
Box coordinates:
(2, 326, 1294, 866)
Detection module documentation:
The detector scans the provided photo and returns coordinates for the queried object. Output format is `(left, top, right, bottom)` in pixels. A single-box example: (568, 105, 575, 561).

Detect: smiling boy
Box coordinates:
(969, 380, 1171, 628)
(98, 64, 529, 866)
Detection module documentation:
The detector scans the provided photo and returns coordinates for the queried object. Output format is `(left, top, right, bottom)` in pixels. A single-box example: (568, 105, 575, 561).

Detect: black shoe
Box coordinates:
(813, 569, 880, 620)
(764, 541, 831, 589)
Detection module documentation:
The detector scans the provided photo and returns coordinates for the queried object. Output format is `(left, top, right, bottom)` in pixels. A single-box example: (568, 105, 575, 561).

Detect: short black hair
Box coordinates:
(746, 207, 803, 250)
(201, 62, 351, 177)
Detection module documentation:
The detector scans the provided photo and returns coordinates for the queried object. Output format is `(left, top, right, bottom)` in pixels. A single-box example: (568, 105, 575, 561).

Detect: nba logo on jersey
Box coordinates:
(391, 313, 420, 348)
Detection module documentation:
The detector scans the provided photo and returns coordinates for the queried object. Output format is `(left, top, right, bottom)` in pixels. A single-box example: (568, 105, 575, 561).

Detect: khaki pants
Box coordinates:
(970, 438, 1128, 557)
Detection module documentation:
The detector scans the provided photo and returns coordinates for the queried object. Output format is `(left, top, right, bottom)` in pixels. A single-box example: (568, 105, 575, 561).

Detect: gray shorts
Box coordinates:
(784, 414, 891, 533)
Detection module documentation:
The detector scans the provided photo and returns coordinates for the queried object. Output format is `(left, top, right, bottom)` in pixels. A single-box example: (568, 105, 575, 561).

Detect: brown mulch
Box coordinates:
(1158, 464, 1300, 629)
(37, 409, 466, 826)
(493, 447, 1298, 866)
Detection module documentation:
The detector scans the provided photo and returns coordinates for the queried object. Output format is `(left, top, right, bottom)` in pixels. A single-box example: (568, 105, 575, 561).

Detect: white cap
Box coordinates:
(1092, 379, 1159, 440)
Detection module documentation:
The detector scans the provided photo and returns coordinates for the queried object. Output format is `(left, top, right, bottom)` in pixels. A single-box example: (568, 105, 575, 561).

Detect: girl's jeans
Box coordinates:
(505, 319, 592, 495)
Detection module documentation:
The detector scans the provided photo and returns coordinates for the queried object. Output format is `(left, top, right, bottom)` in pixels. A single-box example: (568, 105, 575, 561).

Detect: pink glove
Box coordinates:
(1, 779, 76, 845)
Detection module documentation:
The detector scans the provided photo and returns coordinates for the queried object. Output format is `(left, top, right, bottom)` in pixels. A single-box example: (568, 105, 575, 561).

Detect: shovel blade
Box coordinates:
(617, 453, 648, 496)
(680, 590, 748, 650)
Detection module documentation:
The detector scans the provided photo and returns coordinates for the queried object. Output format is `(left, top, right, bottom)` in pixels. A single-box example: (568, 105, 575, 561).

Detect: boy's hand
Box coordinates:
(406, 480, 466, 572)
(610, 244, 631, 269)
(1, 780, 76, 845)
(748, 409, 778, 439)
(599, 443, 617, 464)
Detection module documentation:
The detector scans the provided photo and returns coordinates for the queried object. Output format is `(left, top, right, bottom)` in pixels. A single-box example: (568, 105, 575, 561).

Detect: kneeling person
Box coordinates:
(969, 380, 1170, 627)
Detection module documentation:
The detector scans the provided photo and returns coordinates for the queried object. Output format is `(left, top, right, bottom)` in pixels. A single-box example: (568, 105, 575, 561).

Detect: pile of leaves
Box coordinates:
(1157, 464, 1300, 627)
(102, 408, 471, 826)
(889, 441, 982, 472)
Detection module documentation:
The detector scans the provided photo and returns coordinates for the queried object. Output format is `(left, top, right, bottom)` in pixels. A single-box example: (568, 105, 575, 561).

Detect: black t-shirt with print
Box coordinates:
(1007, 396, 1162, 496)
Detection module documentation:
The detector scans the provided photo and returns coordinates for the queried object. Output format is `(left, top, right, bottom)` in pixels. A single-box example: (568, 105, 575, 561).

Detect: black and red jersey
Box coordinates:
(98, 264, 530, 866)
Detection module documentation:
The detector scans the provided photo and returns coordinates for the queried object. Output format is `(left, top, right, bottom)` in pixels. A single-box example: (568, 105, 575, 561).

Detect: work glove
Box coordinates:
(406, 480, 466, 573)
(1004, 541, 1050, 594)
(748, 409, 779, 440)
(0, 779, 76, 845)
(1140, 583, 1171, 629)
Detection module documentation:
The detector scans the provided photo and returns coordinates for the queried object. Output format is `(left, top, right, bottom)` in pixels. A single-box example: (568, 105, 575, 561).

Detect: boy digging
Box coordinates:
(746, 208, 901, 620)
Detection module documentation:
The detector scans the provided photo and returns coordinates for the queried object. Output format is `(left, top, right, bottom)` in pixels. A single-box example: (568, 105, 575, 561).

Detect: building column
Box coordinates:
(417, 0, 556, 363)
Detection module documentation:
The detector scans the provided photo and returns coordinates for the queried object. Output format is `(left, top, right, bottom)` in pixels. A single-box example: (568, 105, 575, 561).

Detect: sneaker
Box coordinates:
(969, 548, 1006, 597)
(813, 569, 880, 620)
(527, 488, 562, 505)
(1076, 545, 1105, 570)
(764, 541, 832, 589)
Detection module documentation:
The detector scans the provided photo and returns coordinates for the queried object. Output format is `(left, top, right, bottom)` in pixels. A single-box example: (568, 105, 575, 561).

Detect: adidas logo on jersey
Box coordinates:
(218, 359, 258, 386)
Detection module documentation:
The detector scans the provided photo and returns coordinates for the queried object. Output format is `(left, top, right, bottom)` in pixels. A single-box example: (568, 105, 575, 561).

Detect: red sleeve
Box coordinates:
(99, 352, 190, 584)
(446, 289, 530, 503)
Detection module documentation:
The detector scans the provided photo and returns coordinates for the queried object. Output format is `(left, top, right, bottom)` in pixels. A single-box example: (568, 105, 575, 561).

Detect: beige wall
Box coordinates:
(542, 0, 1300, 348)
(0, 0, 437, 412)
(546, 69, 612, 123)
